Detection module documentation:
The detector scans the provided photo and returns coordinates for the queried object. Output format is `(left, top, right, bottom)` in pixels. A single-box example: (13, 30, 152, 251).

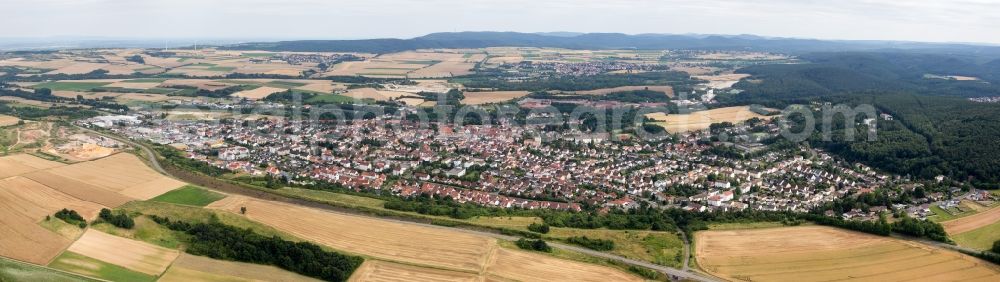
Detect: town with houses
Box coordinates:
(79, 110, 995, 221)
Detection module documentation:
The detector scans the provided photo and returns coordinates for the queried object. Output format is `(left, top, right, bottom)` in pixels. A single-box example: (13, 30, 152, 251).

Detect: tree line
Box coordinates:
(149, 215, 363, 282)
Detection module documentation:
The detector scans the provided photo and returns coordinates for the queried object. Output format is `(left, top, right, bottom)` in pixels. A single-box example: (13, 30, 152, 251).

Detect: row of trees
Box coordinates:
(149, 215, 364, 282)
(566, 236, 615, 251)
(515, 239, 552, 252)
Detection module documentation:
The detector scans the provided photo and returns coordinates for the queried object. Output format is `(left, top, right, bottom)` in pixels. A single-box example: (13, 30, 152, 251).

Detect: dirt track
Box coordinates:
(943, 205, 1000, 234)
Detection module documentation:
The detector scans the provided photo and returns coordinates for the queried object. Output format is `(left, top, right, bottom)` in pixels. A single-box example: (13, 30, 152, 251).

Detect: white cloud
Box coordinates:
(0, 0, 997, 44)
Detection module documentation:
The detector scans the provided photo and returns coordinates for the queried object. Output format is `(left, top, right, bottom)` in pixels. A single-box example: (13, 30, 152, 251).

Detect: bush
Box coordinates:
(993, 240, 1000, 254)
(567, 236, 615, 251)
(54, 209, 86, 227)
(628, 266, 663, 280)
(515, 239, 552, 252)
(527, 223, 550, 234)
(98, 208, 135, 229)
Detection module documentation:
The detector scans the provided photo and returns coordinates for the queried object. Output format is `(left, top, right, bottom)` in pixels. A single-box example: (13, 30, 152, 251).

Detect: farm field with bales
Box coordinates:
(695, 226, 1000, 282)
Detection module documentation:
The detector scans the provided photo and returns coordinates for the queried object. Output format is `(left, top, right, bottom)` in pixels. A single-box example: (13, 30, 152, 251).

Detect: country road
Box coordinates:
(84, 126, 719, 282)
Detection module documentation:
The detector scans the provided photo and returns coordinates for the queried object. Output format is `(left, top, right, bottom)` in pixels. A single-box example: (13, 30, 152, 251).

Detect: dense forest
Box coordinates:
(719, 52, 1000, 187)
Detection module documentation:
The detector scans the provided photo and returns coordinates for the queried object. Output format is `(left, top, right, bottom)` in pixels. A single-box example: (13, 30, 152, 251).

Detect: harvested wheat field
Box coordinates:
(209, 196, 642, 281)
(67, 229, 179, 275)
(231, 86, 284, 100)
(159, 253, 321, 282)
(461, 91, 530, 105)
(209, 196, 495, 272)
(37, 153, 184, 200)
(23, 170, 135, 207)
(0, 208, 69, 265)
(0, 175, 105, 265)
(0, 176, 105, 220)
(485, 248, 643, 282)
(349, 260, 479, 282)
(0, 154, 64, 179)
(695, 226, 1000, 282)
(0, 114, 19, 127)
(646, 106, 772, 133)
(570, 85, 674, 96)
(943, 205, 1000, 234)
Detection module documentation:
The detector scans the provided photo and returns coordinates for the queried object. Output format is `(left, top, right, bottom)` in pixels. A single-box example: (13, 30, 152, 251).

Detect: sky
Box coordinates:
(2, 0, 999, 44)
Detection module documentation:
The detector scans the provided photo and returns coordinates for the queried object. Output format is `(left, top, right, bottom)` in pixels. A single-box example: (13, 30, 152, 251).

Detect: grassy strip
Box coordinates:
(151, 185, 226, 207)
(0, 256, 99, 282)
(48, 252, 156, 282)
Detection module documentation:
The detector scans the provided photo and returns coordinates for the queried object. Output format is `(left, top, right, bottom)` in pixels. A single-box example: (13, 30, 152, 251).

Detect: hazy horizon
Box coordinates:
(1, 0, 998, 45)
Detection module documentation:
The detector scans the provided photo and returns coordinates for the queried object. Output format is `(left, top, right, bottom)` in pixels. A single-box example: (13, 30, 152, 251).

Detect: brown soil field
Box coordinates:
(231, 86, 285, 100)
(160, 253, 321, 282)
(349, 260, 479, 282)
(209, 196, 495, 272)
(342, 88, 413, 101)
(40, 153, 184, 200)
(943, 205, 1000, 234)
(0, 154, 64, 179)
(142, 57, 186, 68)
(461, 91, 530, 105)
(646, 106, 772, 133)
(295, 82, 345, 93)
(45, 63, 107, 75)
(67, 229, 179, 275)
(0, 176, 105, 220)
(568, 85, 674, 96)
(695, 226, 1000, 282)
(0, 114, 19, 127)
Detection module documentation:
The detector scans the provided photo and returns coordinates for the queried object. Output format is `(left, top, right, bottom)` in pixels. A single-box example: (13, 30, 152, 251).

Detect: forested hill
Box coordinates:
(717, 51, 1000, 187)
(723, 52, 1000, 106)
(222, 32, 1000, 55)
